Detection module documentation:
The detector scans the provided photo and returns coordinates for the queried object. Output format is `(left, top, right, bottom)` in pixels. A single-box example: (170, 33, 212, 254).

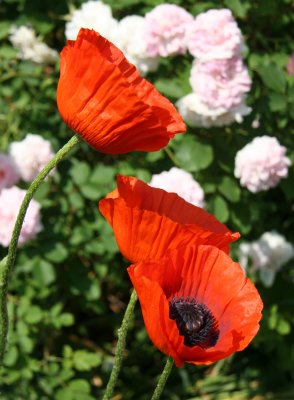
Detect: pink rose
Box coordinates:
(145, 4, 193, 57)
(286, 54, 294, 76)
(0, 186, 42, 247)
(187, 9, 243, 60)
(9, 133, 55, 182)
(234, 136, 291, 193)
(190, 57, 251, 110)
(176, 93, 251, 128)
(0, 154, 20, 191)
(239, 232, 294, 287)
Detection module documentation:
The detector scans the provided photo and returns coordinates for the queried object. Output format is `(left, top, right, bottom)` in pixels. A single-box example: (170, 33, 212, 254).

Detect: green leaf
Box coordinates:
(0, 46, 18, 59)
(210, 195, 229, 223)
(0, 256, 7, 276)
(69, 379, 91, 392)
(19, 336, 34, 354)
(32, 20, 54, 35)
(70, 161, 91, 186)
(56, 379, 94, 400)
(16, 320, 29, 336)
(63, 345, 73, 358)
(269, 93, 287, 112)
(219, 176, 241, 203)
(73, 351, 101, 371)
(50, 303, 63, 317)
(58, 313, 74, 327)
(90, 164, 116, 185)
(271, 52, 290, 68)
(231, 208, 251, 234)
(257, 63, 286, 93)
(136, 168, 151, 182)
(4, 345, 18, 367)
(154, 78, 187, 98)
(175, 136, 214, 172)
(268, 305, 278, 329)
(69, 192, 85, 209)
(0, 21, 11, 39)
(277, 319, 291, 335)
(224, 0, 250, 18)
(146, 150, 164, 162)
(80, 183, 101, 200)
(32, 259, 56, 286)
(85, 282, 101, 301)
(70, 226, 93, 245)
(202, 182, 217, 194)
(25, 305, 43, 324)
(34, 181, 51, 202)
(45, 243, 69, 263)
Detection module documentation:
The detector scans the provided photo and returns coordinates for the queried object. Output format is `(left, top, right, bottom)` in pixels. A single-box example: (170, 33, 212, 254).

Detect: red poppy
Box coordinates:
(99, 176, 240, 262)
(57, 28, 186, 154)
(128, 244, 263, 366)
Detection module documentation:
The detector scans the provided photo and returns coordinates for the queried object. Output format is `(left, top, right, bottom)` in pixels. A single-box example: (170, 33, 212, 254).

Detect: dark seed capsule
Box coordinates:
(169, 297, 219, 349)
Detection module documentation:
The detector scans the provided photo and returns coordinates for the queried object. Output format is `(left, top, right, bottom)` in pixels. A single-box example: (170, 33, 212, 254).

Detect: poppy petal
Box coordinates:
(99, 197, 197, 262)
(163, 245, 263, 364)
(116, 176, 236, 234)
(128, 244, 262, 366)
(99, 176, 239, 262)
(57, 29, 185, 154)
(127, 265, 184, 366)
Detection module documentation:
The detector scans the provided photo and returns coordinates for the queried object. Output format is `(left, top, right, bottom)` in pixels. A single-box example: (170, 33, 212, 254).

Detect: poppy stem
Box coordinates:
(151, 356, 174, 400)
(0, 134, 81, 366)
(102, 289, 138, 400)
(164, 147, 181, 167)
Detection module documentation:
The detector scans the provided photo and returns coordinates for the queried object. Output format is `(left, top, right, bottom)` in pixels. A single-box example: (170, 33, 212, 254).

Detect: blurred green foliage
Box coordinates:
(0, 0, 294, 399)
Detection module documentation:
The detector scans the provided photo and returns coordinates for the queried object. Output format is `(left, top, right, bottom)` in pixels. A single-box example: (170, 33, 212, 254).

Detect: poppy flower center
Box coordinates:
(169, 297, 219, 348)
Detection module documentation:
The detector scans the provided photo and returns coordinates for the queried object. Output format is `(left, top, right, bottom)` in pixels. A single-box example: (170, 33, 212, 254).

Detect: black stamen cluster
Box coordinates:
(169, 297, 219, 348)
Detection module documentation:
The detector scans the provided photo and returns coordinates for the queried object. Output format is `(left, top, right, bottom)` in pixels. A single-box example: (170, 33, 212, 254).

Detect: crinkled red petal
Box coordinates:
(99, 176, 239, 261)
(57, 29, 185, 154)
(128, 244, 262, 365)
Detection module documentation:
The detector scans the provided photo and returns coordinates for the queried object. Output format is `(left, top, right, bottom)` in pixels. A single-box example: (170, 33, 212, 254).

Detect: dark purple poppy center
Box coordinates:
(169, 297, 219, 348)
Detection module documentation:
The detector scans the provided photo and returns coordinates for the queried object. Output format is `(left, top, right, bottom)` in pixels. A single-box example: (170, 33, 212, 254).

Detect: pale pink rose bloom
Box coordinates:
(190, 57, 251, 110)
(9, 133, 55, 182)
(115, 15, 159, 76)
(145, 4, 193, 57)
(234, 136, 291, 193)
(239, 232, 294, 287)
(0, 186, 42, 247)
(149, 167, 205, 208)
(176, 92, 251, 128)
(0, 154, 20, 191)
(187, 9, 243, 60)
(286, 54, 294, 75)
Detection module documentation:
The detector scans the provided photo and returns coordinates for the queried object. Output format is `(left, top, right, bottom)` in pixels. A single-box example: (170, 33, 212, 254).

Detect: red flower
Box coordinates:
(57, 28, 185, 154)
(128, 244, 263, 366)
(99, 176, 239, 262)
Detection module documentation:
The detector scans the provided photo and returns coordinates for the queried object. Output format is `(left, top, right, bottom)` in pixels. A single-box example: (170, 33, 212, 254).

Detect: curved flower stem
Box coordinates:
(0, 134, 81, 365)
(103, 289, 138, 400)
(164, 147, 181, 168)
(151, 357, 174, 400)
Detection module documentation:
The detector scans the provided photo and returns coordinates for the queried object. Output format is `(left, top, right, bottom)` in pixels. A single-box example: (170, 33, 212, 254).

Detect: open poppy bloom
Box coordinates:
(99, 176, 240, 262)
(128, 244, 263, 366)
(57, 28, 186, 154)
